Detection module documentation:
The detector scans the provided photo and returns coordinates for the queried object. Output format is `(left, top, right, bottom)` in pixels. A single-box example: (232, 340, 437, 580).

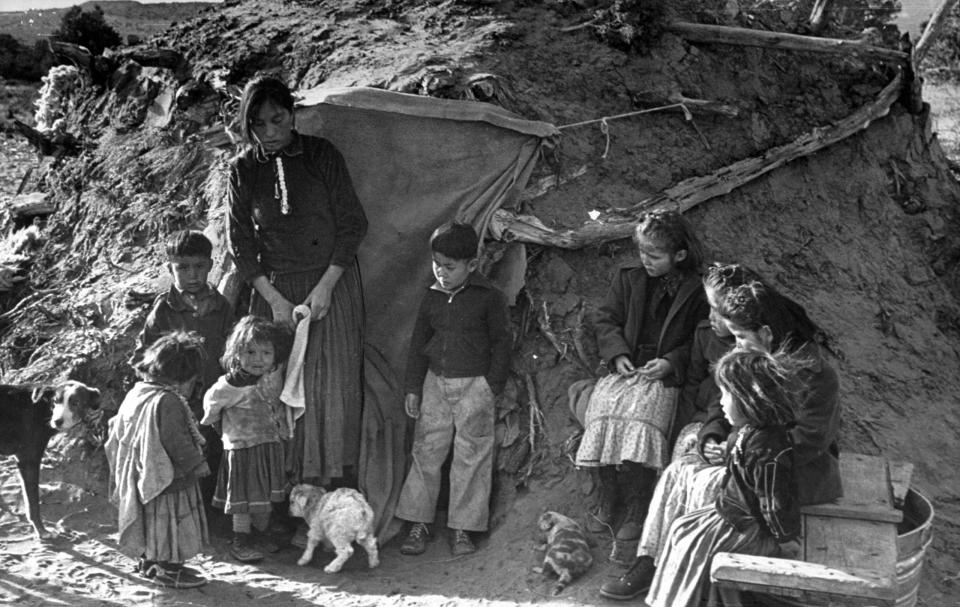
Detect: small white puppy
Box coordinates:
(288, 484, 379, 573)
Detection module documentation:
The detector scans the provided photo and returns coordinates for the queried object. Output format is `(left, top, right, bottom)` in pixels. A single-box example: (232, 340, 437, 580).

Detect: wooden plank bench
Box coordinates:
(711, 453, 905, 606)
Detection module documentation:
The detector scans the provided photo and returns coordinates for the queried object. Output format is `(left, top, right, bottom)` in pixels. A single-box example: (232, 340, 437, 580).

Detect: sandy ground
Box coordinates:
(0, 452, 626, 607)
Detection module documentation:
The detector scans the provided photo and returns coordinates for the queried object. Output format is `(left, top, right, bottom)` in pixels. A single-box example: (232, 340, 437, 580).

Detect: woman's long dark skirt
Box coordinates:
(250, 260, 364, 486)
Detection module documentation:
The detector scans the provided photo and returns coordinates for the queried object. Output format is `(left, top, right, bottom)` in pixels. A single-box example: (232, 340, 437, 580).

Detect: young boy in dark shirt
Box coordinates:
(131, 231, 234, 417)
(395, 223, 511, 557)
(130, 230, 234, 506)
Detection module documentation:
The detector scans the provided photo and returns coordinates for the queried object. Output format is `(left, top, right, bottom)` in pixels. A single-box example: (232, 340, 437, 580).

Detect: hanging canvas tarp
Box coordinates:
(294, 86, 559, 540)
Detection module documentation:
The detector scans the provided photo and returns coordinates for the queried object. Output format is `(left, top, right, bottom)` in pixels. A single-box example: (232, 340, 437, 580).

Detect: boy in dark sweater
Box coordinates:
(130, 230, 234, 505)
(396, 222, 511, 557)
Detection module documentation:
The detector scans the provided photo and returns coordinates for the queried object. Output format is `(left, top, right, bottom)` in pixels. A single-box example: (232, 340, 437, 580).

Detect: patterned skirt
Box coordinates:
(641, 455, 726, 564)
(212, 441, 287, 514)
(141, 482, 208, 563)
(645, 507, 777, 607)
(250, 261, 364, 485)
(574, 373, 678, 469)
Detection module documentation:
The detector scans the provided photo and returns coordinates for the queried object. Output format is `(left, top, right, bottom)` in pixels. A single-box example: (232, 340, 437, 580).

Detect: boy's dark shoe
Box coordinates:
(229, 532, 264, 563)
(599, 555, 656, 600)
(450, 529, 476, 556)
(400, 522, 430, 555)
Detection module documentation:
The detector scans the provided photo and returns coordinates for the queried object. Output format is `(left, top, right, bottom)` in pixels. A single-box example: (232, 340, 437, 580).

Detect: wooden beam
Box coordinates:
(490, 72, 903, 249)
(667, 21, 908, 63)
(711, 553, 897, 605)
(915, 0, 960, 63)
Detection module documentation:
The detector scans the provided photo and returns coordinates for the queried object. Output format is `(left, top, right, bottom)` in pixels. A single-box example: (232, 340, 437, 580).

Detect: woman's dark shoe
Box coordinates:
(399, 522, 430, 555)
(598, 555, 656, 600)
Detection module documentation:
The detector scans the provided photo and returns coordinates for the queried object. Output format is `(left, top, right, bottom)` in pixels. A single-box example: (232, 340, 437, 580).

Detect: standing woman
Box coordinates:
(227, 75, 368, 488)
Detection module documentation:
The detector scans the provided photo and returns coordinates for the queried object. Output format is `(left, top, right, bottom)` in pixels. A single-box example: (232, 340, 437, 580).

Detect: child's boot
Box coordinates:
(229, 532, 264, 563)
(586, 465, 618, 533)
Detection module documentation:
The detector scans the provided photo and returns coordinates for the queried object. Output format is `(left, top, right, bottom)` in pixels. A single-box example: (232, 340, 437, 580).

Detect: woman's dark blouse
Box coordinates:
(228, 132, 368, 282)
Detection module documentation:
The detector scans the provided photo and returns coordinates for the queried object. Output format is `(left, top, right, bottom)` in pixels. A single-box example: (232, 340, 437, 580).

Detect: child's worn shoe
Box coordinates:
(450, 529, 476, 556)
(399, 522, 429, 555)
(230, 532, 264, 563)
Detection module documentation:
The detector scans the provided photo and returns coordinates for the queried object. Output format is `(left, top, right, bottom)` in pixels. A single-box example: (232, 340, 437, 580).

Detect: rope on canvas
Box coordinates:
(558, 102, 692, 158)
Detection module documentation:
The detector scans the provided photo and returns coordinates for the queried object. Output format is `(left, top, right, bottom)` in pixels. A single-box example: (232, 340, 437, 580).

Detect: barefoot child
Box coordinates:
(396, 222, 511, 556)
(645, 348, 803, 607)
(106, 332, 210, 589)
(575, 210, 708, 541)
(201, 315, 293, 563)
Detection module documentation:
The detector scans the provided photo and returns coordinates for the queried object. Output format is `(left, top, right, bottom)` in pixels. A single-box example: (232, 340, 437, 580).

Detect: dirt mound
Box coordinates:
(2, 1, 960, 605)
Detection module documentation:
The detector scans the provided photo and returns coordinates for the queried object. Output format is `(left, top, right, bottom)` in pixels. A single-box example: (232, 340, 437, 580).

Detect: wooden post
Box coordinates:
(667, 21, 908, 63)
(915, 0, 960, 63)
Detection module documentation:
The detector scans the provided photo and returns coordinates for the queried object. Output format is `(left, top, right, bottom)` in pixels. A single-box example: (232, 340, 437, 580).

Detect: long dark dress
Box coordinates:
(228, 131, 368, 485)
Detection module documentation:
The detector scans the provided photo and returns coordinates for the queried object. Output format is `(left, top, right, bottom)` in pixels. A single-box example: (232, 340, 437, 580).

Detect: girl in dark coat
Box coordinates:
(574, 211, 708, 541)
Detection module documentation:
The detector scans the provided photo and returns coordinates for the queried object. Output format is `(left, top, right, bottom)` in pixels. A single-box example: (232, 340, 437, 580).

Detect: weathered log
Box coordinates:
(12, 119, 80, 157)
(49, 40, 92, 71)
(667, 21, 908, 64)
(915, 0, 960, 63)
(48, 40, 115, 82)
(490, 72, 904, 249)
(104, 48, 190, 80)
(8, 193, 54, 218)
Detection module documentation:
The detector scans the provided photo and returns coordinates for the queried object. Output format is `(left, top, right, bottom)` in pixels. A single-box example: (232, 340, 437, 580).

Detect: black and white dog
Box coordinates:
(0, 380, 101, 539)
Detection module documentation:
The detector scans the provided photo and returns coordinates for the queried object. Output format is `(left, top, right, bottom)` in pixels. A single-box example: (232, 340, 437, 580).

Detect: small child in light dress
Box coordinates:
(202, 316, 293, 563)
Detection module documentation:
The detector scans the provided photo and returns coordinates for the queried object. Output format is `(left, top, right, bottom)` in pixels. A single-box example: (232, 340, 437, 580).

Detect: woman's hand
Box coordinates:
(305, 282, 334, 321)
(270, 298, 297, 329)
(251, 276, 296, 329)
(702, 438, 725, 465)
(404, 394, 421, 419)
(613, 355, 636, 376)
(638, 357, 673, 380)
(304, 265, 345, 321)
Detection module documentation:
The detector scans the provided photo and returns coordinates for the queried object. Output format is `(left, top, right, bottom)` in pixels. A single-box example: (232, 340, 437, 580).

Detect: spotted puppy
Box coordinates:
(533, 510, 594, 595)
(288, 484, 379, 573)
(0, 380, 101, 539)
